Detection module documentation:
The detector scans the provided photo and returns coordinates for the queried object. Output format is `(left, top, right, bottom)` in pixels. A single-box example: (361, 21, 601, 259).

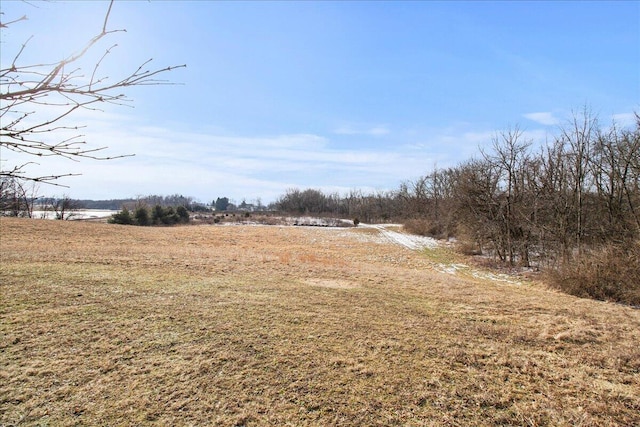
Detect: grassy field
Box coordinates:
(1, 217, 639, 426)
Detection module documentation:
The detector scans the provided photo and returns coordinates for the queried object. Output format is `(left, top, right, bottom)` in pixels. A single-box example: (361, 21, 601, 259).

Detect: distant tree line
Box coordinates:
(75, 199, 137, 210)
(124, 194, 209, 212)
(273, 188, 400, 224)
(212, 196, 266, 212)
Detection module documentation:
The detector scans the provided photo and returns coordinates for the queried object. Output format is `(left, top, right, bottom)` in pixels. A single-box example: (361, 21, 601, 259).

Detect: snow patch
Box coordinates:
(358, 224, 439, 250)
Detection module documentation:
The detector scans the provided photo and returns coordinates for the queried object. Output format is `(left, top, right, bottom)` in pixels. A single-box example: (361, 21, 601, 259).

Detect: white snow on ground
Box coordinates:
(354, 223, 522, 285)
(30, 209, 118, 220)
(357, 223, 439, 250)
(436, 263, 469, 274)
(435, 263, 522, 285)
(471, 271, 522, 285)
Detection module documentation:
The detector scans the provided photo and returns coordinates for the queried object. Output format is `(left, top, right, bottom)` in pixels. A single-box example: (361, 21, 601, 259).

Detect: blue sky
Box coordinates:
(1, 0, 638, 204)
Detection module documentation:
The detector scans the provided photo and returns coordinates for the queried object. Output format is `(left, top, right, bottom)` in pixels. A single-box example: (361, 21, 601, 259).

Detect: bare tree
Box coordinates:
(0, 176, 38, 217)
(0, 0, 185, 184)
(451, 158, 502, 258)
(529, 139, 566, 264)
(621, 115, 640, 233)
(484, 127, 532, 266)
(560, 108, 599, 255)
(589, 115, 640, 242)
(49, 194, 80, 220)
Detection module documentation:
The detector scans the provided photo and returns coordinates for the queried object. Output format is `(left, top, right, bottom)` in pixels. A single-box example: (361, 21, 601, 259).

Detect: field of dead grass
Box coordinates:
(1, 217, 639, 426)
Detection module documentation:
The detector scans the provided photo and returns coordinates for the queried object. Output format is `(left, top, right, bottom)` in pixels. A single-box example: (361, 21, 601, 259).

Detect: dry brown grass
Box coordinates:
(1, 217, 639, 426)
(548, 242, 640, 306)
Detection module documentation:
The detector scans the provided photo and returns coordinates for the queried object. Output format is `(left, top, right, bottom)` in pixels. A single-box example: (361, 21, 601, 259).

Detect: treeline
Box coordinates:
(75, 198, 136, 210)
(120, 194, 210, 212)
(0, 191, 213, 217)
(273, 188, 400, 223)
(77, 196, 209, 211)
(274, 111, 640, 305)
(406, 113, 639, 267)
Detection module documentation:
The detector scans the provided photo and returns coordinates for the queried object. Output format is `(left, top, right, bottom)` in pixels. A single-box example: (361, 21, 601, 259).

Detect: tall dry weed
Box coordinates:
(403, 218, 453, 240)
(549, 242, 640, 306)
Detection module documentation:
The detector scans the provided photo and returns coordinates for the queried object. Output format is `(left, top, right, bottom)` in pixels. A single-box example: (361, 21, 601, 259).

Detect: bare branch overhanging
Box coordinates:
(0, 0, 186, 184)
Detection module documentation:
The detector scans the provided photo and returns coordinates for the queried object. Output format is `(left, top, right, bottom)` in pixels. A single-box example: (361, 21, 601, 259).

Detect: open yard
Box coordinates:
(1, 217, 639, 426)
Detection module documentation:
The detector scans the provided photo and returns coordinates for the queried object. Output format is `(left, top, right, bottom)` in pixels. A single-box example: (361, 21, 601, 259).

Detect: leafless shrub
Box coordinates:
(548, 242, 640, 305)
(403, 218, 446, 239)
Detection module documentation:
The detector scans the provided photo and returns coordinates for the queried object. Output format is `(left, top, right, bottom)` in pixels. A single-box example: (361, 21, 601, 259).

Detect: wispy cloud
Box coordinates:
(333, 124, 390, 137)
(611, 112, 637, 128)
(8, 107, 591, 203)
(523, 112, 560, 126)
(7, 115, 429, 202)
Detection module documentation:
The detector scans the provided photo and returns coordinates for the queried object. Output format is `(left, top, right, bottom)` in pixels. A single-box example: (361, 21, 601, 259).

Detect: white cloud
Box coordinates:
(401, 129, 497, 162)
(523, 112, 560, 126)
(369, 126, 391, 136)
(333, 124, 390, 136)
(8, 111, 559, 204)
(6, 114, 431, 202)
(611, 112, 637, 128)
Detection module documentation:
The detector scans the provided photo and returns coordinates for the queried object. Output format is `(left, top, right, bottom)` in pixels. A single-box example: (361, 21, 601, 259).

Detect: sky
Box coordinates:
(1, 0, 638, 204)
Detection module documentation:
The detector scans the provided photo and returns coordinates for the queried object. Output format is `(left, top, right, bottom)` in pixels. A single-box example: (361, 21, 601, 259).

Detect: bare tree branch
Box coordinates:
(0, 0, 185, 185)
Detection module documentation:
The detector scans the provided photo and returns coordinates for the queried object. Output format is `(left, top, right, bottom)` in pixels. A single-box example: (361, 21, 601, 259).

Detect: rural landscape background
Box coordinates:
(1, 0, 639, 425)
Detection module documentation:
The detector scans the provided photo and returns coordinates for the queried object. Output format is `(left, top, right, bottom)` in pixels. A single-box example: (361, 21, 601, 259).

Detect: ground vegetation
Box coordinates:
(1, 218, 638, 425)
